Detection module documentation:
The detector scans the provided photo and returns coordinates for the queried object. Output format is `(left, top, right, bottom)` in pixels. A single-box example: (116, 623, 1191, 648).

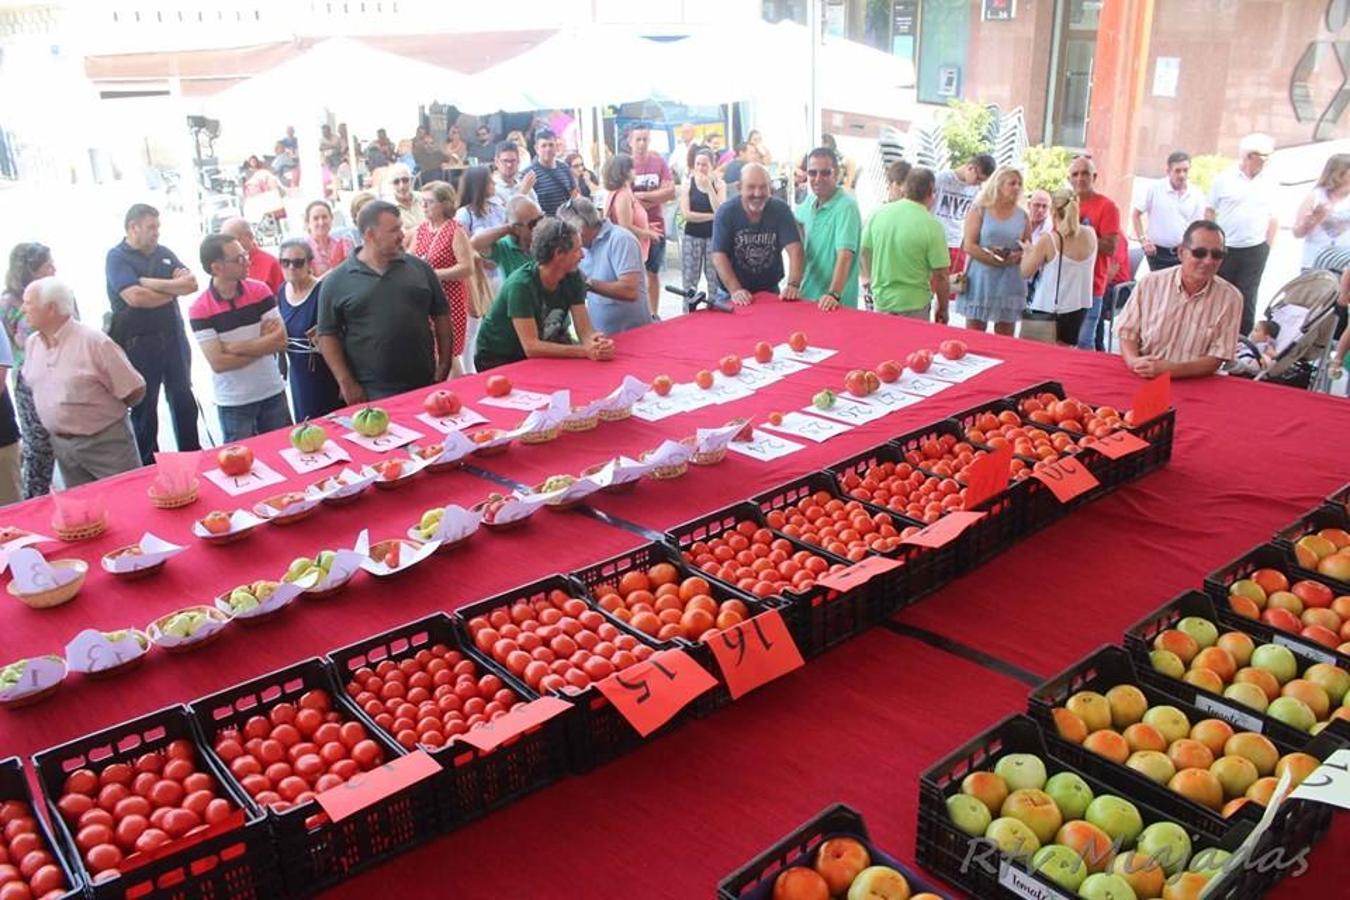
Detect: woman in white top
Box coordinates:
(1293, 154, 1350, 271)
(1019, 190, 1098, 346)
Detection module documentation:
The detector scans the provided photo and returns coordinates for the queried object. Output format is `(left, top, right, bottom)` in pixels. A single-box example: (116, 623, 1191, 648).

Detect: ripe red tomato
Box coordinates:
(217, 444, 254, 476)
(485, 374, 512, 397)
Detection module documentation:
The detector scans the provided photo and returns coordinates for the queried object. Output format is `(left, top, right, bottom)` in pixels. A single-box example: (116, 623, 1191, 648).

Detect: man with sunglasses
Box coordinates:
(470, 195, 543, 285)
(1117, 220, 1241, 380)
(1206, 133, 1278, 334)
(794, 147, 860, 311)
(385, 163, 425, 232)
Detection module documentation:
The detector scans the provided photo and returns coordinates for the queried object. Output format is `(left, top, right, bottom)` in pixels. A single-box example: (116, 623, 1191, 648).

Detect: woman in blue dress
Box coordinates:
(276, 238, 342, 420)
(957, 166, 1031, 335)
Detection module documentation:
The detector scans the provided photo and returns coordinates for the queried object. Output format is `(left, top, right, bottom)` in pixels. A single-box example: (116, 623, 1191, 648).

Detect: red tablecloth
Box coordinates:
(1, 298, 1345, 898)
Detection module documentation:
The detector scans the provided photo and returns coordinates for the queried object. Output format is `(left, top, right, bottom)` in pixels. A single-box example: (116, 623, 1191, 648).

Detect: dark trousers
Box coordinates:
(122, 330, 201, 465)
(1217, 242, 1270, 335)
(1146, 247, 1180, 271)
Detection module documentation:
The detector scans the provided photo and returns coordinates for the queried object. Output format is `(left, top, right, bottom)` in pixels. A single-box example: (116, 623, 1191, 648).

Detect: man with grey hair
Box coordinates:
(221, 217, 283, 293)
(1207, 133, 1278, 333)
(471, 194, 543, 285)
(474, 218, 614, 370)
(385, 162, 425, 231)
(557, 197, 650, 334)
(21, 277, 145, 486)
(711, 163, 803, 305)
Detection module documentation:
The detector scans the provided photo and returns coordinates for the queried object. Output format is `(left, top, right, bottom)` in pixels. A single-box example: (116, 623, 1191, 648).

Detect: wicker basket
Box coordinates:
(641, 453, 688, 480)
(148, 607, 229, 653)
(562, 410, 600, 432)
(520, 425, 561, 445)
(148, 478, 200, 509)
(690, 445, 728, 466)
(53, 516, 108, 543)
(6, 559, 88, 609)
(598, 406, 633, 422)
(582, 462, 638, 493)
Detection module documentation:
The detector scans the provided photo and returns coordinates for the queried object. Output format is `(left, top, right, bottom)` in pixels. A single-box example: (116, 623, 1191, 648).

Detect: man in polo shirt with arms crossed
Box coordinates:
(1117, 220, 1242, 380)
(190, 234, 291, 441)
(317, 201, 454, 404)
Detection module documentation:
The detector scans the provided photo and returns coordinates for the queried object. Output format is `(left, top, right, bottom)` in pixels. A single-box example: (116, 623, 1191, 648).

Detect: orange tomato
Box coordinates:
(647, 563, 678, 586)
(618, 571, 650, 595)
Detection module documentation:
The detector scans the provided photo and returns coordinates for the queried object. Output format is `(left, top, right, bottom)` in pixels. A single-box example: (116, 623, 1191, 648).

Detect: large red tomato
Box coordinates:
(423, 389, 461, 417)
(217, 445, 253, 476)
(485, 375, 512, 397)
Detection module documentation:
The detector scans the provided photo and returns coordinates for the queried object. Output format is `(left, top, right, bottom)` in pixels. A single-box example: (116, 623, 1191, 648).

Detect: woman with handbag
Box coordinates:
(1018, 190, 1097, 345)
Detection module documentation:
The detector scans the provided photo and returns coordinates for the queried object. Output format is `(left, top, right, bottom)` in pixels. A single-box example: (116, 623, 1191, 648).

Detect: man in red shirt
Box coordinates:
(1068, 156, 1121, 350)
(222, 218, 283, 295)
(628, 124, 674, 320)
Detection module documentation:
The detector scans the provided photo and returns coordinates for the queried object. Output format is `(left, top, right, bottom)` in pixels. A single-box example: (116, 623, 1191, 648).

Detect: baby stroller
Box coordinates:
(1251, 270, 1342, 389)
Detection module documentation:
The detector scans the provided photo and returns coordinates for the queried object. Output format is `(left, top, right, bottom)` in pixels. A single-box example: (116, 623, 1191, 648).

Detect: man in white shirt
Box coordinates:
(1206, 133, 1278, 334)
(1134, 151, 1205, 273)
(932, 154, 995, 275)
(669, 123, 695, 184)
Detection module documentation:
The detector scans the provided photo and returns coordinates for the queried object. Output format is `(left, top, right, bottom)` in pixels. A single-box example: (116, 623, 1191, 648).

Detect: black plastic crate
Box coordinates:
(750, 470, 946, 612)
(1124, 589, 1350, 682)
(667, 499, 871, 658)
(1027, 644, 1335, 846)
(189, 659, 436, 897)
(1003, 379, 1175, 484)
(33, 705, 278, 900)
(827, 438, 1018, 572)
(1327, 482, 1349, 515)
(917, 713, 1267, 900)
(716, 802, 950, 899)
(1203, 543, 1350, 667)
(1, 756, 83, 900)
(326, 613, 568, 833)
(1271, 504, 1350, 591)
(452, 574, 684, 774)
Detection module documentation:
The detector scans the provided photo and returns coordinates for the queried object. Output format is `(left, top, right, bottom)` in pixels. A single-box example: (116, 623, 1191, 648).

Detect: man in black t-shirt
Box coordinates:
(711, 164, 803, 305)
(526, 129, 577, 216)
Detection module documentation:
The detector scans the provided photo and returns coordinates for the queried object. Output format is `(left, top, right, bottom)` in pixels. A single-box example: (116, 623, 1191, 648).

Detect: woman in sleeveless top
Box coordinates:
(680, 148, 725, 298)
(276, 238, 341, 420)
(601, 153, 661, 263)
(958, 166, 1030, 335)
(1020, 190, 1098, 345)
(1293, 154, 1350, 271)
(411, 181, 472, 376)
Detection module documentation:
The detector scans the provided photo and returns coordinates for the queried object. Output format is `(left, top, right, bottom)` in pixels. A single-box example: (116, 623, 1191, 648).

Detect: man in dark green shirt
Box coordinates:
(470, 195, 541, 284)
(474, 218, 615, 371)
(316, 200, 453, 402)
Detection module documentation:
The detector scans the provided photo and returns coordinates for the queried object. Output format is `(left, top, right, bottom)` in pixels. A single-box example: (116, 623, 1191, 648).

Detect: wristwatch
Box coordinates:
(822, 291, 840, 303)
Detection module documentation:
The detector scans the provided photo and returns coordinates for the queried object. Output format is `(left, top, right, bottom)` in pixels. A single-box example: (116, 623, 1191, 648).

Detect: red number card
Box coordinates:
(818, 556, 903, 593)
(595, 649, 717, 737)
(455, 696, 572, 753)
(1132, 372, 1171, 425)
(1031, 455, 1101, 503)
(1091, 429, 1150, 459)
(962, 443, 1012, 509)
(315, 749, 441, 822)
(707, 609, 804, 700)
(901, 511, 986, 549)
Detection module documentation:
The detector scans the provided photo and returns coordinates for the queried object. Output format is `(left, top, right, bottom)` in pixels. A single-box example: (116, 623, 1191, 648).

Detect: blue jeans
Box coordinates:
(122, 329, 202, 465)
(1077, 294, 1104, 351)
(218, 392, 292, 442)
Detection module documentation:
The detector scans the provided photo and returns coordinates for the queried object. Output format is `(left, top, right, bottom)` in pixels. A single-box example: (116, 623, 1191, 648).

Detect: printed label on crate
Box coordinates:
(1090, 429, 1150, 459)
(315, 750, 442, 822)
(202, 459, 287, 496)
(761, 411, 853, 443)
(455, 695, 572, 752)
(1132, 372, 1171, 425)
(1272, 633, 1338, 666)
(595, 649, 717, 737)
(278, 440, 351, 475)
(725, 430, 806, 462)
(478, 388, 554, 411)
(1290, 748, 1350, 810)
(1193, 694, 1265, 733)
(415, 406, 490, 434)
(818, 556, 903, 593)
(963, 443, 1013, 509)
(901, 511, 986, 549)
(998, 859, 1073, 900)
(802, 395, 891, 425)
(341, 422, 422, 453)
(1030, 456, 1100, 503)
(865, 385, 926, 412)
(707, 609, 803, 700)
(893, 371, 954, 397)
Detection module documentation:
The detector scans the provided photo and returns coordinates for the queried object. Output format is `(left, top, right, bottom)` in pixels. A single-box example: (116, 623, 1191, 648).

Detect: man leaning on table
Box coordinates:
(1117, 220, 1242, 380)
(22, 277, 145, 487)
(711, 164, 803, 306)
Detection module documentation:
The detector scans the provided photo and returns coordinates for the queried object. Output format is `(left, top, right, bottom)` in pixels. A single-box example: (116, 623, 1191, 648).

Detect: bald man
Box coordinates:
(711, 163, 803, 305)
(385, 162, 425, 231)
(1068, 155, 1122, 350)
(221, 218, 283, 293)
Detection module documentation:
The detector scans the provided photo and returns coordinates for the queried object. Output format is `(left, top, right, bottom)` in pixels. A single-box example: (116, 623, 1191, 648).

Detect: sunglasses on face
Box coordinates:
(280, 258, 309, 268)
(1187, 248, 1227, 260)
(392, 177, 411, 184)
(806, 169, 835, 177)
(520, 216, 544, 228)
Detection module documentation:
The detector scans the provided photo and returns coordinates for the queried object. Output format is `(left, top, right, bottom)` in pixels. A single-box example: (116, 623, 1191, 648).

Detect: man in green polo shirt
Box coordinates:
(470, 195, 542, 284)
(474, 218, 616, 371)
(316, 200, 453, 402)
(794, 146, 861, 310)
(860, 167, 951, 322)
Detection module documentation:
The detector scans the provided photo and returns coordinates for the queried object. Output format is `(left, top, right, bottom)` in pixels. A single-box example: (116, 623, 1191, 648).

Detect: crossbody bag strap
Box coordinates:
(1051, 232, 1063, 321)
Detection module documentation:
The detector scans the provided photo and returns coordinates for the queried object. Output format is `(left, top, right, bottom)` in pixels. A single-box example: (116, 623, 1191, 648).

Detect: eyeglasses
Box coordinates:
(1187, 248, 1227, 260)
(805, 169, 835, 177)
(227, 254, 249, 264)
(516, 216, 544, 229)
(279, 258, 309, 268)
(392, 177, 411, 184)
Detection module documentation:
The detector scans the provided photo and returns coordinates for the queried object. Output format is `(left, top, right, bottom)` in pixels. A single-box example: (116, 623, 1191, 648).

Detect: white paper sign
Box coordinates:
(632, 384, 713, 421)
(726, 429, 806, 462)
(772, 343, 839, 363)
(942, 352, 1002, 374)
(191, 509, 265, 540)
(278, 440, 351, 475)
(704, 375, 757, 405)
(254, 490, 322, 521)
(310, 548, 364, 592)
(1290, 748, 1350, 810)
(411, 504, 483, 544)
(761, 411, 854, 442)
(65, 629, 148, 675)
(8, 547, 81, 593)
(313, 467, 376, 500)
(643, 438, 695, 468)
(216, 579, 308, 620)
(342, 421, 422, 452)
(894, 371, 955, 397)
(362, 453, 434, 485)
(479, 388, 553, 411)
(743, 355, 812, 377)
(0, 656, 65, 701)
(359, 537, 442, 576)
(803, 395, 892, 424)
(725, 366, 779, 389)
(925, 356, 997, 383)
(0, 531, 54, 575)
(587, 457, 646, 488)
(593, 376, 648, 414)
(415, 407, 490, 434)
(868, 384, 927, 412)
(201, 459, 287, 496)
(411, 430, 477, 467)
(694, 422, 744, 454)
(537, 475, 604, 505)
(148, 607, 229, 648)
(488, 492, 551, 524)
(103, 533, 187, 574)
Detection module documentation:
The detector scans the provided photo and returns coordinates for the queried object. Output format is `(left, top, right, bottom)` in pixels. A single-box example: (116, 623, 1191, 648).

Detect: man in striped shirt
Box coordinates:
(527, 129, 577, 216)
(1117, 220, 1242, 379)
